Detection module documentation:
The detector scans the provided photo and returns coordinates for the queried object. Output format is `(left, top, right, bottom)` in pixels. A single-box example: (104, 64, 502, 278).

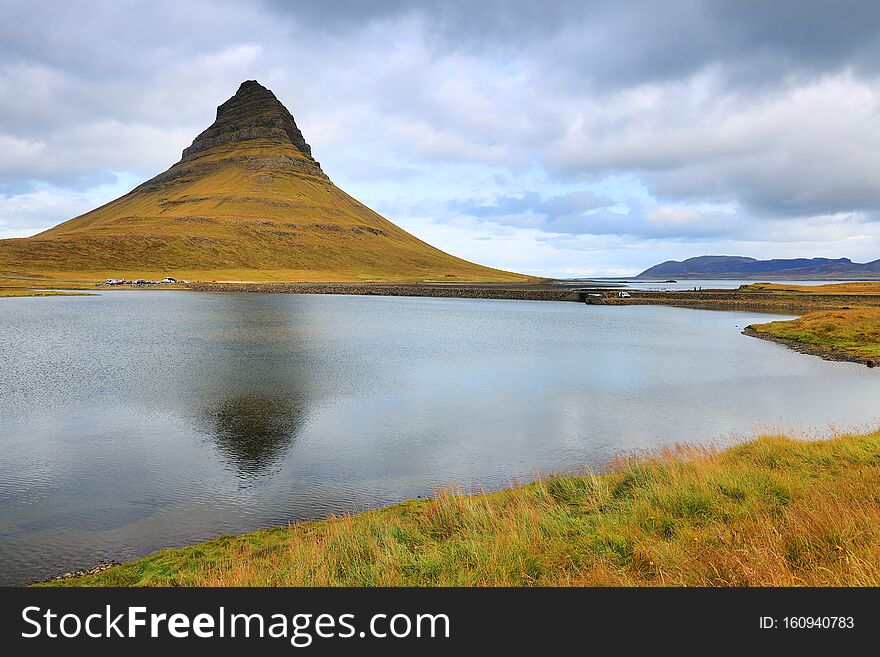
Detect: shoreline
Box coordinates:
(0, 288, 92, 298)
(30, 561, 119, 585)
(37, 429, 880, 587)
(12, 276, 880, 309)
(742, 326, 877, 368)
(186, 280, 579, 301)
(185, 281, 880, 311)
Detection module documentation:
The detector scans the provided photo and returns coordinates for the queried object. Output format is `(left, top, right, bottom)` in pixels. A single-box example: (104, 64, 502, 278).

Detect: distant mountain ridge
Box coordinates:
(637, 256, 880, 280)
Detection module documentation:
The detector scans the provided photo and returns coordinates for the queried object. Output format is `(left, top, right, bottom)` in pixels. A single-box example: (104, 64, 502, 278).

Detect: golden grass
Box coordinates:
(750, 308, 880, 361)
(0, 141, 528, 283)
(0, 269, 529, 285)
(744, 282, 880, 295)
(0, 287, 86, 297)
(46, 430, 880, 587)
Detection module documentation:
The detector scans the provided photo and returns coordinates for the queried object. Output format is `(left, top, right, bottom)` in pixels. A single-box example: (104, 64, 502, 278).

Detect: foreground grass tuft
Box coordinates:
(45, 431, 880, 587)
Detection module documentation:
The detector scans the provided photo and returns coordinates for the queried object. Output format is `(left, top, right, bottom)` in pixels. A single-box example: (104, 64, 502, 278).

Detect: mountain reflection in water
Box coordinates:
(206, 394, 304, 477)
(190, 293, 312, 478)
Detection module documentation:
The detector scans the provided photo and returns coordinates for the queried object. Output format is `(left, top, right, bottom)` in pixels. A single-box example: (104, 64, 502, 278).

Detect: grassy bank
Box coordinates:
(46, 430, 880, 587)
(748, 308, 880, 365)
(0, 288, 86, 298)
(744, 282, 880, 295)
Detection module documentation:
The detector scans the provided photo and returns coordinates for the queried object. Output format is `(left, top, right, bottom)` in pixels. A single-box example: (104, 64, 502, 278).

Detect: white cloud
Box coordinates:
(546, 70, 880, 217)
(0, 174, 142, 238)
(647, 207, 701, 226)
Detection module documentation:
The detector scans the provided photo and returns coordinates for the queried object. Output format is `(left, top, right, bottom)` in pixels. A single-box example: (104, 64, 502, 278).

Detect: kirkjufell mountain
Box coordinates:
(0, 80, 524, 282)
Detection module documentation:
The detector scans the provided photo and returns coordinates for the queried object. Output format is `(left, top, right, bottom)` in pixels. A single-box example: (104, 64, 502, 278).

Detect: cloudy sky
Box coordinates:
(2, 0, 880, 277)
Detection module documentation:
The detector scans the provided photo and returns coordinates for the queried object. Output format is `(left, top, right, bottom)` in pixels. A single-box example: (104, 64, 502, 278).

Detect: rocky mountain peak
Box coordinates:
(181, 80, 315, 161)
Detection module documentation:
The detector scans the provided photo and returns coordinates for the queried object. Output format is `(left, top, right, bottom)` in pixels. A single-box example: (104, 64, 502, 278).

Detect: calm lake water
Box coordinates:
(2, 291, 879, 584)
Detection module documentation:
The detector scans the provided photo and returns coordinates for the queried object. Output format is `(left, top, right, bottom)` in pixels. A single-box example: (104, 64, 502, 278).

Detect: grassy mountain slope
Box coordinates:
(0, 82, 527, 283)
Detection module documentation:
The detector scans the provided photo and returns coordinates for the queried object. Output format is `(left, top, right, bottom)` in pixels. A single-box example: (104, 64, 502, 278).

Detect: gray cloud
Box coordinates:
(451, 191, 612, 226)
(451, 191, 746, 239)
(261, 1, 880, 88)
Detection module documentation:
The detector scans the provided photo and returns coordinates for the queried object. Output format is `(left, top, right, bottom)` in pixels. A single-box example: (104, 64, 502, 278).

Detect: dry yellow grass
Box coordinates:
(745, 282, 880, 295)
(48, 430, 880, 587)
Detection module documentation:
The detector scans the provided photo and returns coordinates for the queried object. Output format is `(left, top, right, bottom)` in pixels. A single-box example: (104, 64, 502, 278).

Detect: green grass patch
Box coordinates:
(750, 308, 880, 360)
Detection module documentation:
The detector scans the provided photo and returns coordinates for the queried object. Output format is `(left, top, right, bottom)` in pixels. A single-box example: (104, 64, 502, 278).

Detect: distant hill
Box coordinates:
(637, 256, 880, 280)
(0, 80, 526, 283)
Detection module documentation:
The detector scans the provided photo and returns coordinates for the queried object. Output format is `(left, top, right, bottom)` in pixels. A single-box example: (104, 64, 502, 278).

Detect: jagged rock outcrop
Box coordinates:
(182, 80, 316, 162)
